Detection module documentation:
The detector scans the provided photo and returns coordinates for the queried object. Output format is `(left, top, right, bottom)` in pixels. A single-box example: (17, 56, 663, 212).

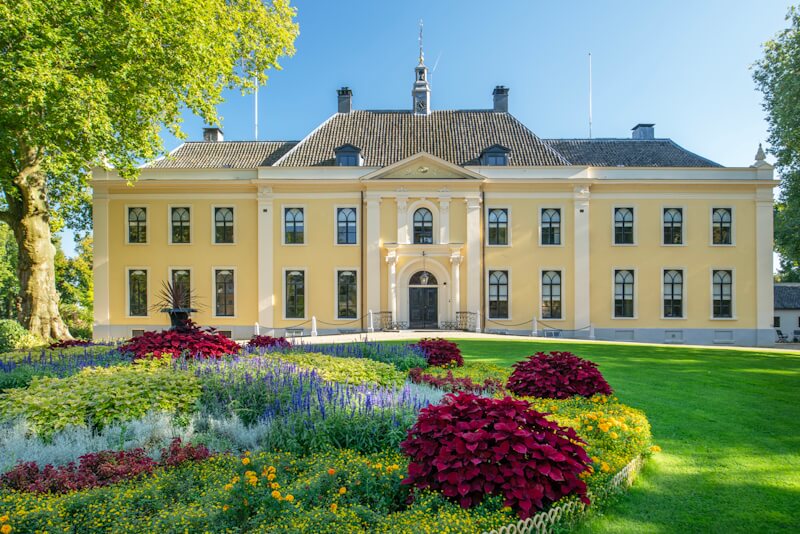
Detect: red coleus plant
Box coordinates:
(246, 335, 291, 350)
(411, 338, 464, 367)
(1, 439, 210, 494)
(408, 367, 505, 395)
(118, 320, 240, 359)
(48, 339, 94, 349)
(506, 351, 613, 399)
(401, 393, 591, 519)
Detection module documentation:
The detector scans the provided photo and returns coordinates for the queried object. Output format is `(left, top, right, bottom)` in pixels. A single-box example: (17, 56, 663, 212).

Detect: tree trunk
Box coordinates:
(3, 161, 71, 340)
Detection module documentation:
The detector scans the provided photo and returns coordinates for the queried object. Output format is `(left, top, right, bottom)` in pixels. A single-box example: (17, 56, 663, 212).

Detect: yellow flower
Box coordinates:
(244, 451, 251, 457)
(0, 517, 7, 524)
(598, 423, 611, 433)
(610, 432, 619, 439)
(338, 487, 347, 495)
(270, 482, 280, 490)
(223, 484, 233, 491)
(268, 465, 276, 473)
(244, 470, 256, 477)
(330, 503, 338, 512)
(241, 457, 251, 466)
(222, 505, 229, 512)
(650, 445, 662, 453)
(601, 462, 611, 473)
(285, 494, 295, 502)
(0, 525, 10, 534)
(267, 473, 276, 481)
(271, 490, 281, 500)
(501, 506, 512, 513)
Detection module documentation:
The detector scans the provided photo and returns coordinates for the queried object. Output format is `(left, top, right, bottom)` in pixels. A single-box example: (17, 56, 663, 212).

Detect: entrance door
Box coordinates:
(409, 287, 438, 329)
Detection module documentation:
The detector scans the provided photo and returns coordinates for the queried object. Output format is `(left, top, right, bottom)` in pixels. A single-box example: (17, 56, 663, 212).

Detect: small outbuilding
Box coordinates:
(774, 283, 800, 342)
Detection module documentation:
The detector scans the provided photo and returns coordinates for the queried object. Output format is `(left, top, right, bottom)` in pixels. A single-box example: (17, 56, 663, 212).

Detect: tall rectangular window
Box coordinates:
(214, 269, 234, 317)
(774, 316, 781, 328)
(541, 270, 562, 319)
(663, 208, 683, 245)
(214, 207, 234, 244)
(488, 270, 509, 319)
(663, 269, 684, 318)
(127, 207, 147, 244)
(712, 208, 732, 245)
(541, 208, 561, 245)
(712, 270, 733, 318)
(336, 270, 358, 319)
(170, 207, 191, 244)
(170, 269, 191, 309)
(128, 269, 147, 316)
(285, 270, 305, 319)
(614, 270, 635, 318)
(614, 207, 634, 244)
(284, 208, 304, 244)
(487, 208, 509, 245)
(336, 208, 357, 245)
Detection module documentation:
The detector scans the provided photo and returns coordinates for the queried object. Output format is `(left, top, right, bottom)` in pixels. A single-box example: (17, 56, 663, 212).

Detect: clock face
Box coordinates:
(416, 100, 426, 112)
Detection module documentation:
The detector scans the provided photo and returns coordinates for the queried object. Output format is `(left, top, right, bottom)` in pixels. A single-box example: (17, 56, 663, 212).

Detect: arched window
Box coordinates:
(614, 207, 634, 244)
(127, 207, 147, 243)
(541, 208, 561, 245)
(413, 208, 433, 244)
(409, 271, 437, 286)
(285, 208, 305, 244)
(128, 269, 147, 316)
(712, 270, 733, 318)
(286, 270, 305, 318)
(488, 270, 509, 319)
(337, 208, 357, 244)
(663, 208, 683, 245)
(215, 269, 234, 316)
(712, 208, 732, 245)
(170, 207, 190, 243)
(214, 207, 234, 243)
(487, 208, 508, 245)
(542, 270, 562, 319)
(663, 269, 683, 318)
(614, 270, 634, 317)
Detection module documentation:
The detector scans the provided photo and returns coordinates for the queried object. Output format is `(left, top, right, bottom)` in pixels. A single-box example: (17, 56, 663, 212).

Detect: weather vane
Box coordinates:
(418, 19, 424, 64)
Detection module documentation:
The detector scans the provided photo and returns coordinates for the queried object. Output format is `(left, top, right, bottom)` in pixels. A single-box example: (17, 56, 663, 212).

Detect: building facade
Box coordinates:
(92, 57, 777, 346)
(774, 283, 800, 341)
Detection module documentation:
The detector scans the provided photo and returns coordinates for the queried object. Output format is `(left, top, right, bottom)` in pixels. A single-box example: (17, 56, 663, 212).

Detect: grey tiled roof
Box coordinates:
(544, 139, 722, 167)
(275, 110, 570, 167)
(145, 141, 297, 169)
(775, 284, 800, 310)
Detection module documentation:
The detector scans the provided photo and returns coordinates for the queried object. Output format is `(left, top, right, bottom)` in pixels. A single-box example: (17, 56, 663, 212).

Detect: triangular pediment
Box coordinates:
(361, 152, 485, 180)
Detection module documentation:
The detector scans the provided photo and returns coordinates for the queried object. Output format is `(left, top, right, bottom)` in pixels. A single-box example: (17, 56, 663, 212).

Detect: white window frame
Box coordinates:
(124, 205, 149, 245)
(538, 267, 566, 322)
(486, 206, 512, 247)
(125, 267, 150, 318)
(168, 205, 192, 245)
(282, 267, 307, 320)
(486, 268, 512, 321)
(611, 205, 637, 246)
(211, 205, 236, 245)
(333, 267, 360, 320)
(167, 266, 193, 308)
(407, 199, 439, 245)
(211, 266, 237, 318)
(333, 205, 360, 246)
(660, 267, 687, 320)
(611, 267, 638, 319)
(661, 205, 686, 247)
(709, 267, 737, 320)
(281, 204, 307, 246)
(538, 206, 565, 248)
(710, 206, 736, 247)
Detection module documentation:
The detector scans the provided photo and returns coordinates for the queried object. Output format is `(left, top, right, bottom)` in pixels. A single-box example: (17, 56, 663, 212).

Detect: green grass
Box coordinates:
(447, 338, 800, 533)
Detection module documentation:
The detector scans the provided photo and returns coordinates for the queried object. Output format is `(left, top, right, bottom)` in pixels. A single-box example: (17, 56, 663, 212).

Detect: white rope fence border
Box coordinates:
(484, 454, 646, 534)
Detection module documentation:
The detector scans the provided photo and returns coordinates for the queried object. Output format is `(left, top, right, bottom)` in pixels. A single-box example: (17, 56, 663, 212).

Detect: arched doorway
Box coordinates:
(408, 270, 438, 329)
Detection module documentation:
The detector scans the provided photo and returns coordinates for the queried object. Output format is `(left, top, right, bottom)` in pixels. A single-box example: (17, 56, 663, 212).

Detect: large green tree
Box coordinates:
(0, 0, 298, 338)
(754, 6, 800, 280)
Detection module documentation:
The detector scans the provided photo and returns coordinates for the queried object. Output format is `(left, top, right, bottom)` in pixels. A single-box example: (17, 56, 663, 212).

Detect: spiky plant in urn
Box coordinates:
(152, 280, 200, 331)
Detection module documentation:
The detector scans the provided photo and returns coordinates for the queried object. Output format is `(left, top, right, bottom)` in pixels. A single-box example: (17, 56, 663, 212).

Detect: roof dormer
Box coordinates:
(334, 144, 363, 166)
(480, 144, 511, 166)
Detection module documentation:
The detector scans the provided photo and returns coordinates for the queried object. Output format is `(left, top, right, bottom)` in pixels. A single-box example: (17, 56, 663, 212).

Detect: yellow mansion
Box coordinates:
(92, 58, 777, 346)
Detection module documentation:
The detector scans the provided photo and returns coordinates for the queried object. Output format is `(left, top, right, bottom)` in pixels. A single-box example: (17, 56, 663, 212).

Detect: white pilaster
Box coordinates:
(366, 196, 382, 314)
(755, 187, 774, 345)
(440, 197, 451, 244)
(573, 186, 591, 334)
(465, 197, 482, 331)
(450, 253, 462, 321)
(257, 188, 274, 333)
(92, 191, 110, 340)
(386, 251, 398, 320)
(396, 196, 408, 244)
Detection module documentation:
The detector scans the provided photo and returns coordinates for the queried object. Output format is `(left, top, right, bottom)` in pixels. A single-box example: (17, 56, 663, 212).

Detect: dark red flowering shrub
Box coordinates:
(246, 335, 291, 350)
(1, 439, 212, 494)
(118, 321, 240, 359)
(506, 351, 612, 399)
(401, 393, 590, 518)
(408, 367, 504, 395)
(48, 339, 94, 349)
(411, 338, 463, 367)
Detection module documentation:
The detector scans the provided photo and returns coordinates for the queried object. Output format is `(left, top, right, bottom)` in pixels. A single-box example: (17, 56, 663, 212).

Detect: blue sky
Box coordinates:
(66, 0, 794, 255)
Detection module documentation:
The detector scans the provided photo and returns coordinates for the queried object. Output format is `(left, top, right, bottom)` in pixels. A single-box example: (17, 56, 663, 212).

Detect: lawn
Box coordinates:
(449, 338, 800, 533)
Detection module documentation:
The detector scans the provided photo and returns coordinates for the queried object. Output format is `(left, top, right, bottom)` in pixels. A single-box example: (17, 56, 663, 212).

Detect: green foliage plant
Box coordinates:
(272, 352, 406, 387)
(0, 319, 27, 352)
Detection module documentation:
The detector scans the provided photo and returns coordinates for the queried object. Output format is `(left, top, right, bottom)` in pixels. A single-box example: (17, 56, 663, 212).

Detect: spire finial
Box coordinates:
(418, 19, 425, 65)
(755, 143, 766, 162)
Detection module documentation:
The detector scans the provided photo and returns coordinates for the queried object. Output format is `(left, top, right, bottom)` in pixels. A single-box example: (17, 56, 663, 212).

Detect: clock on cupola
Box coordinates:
(412, 21, 431, 115)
